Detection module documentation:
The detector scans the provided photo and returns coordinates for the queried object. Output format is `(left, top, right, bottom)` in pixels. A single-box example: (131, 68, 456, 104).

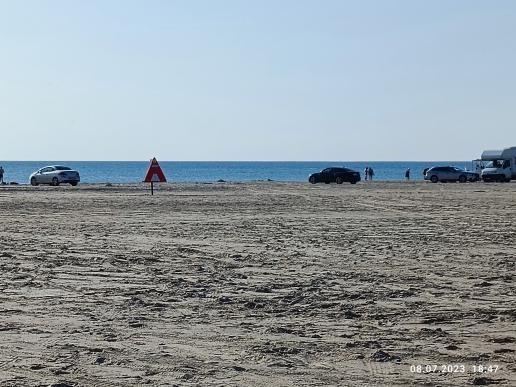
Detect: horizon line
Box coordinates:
(0, 159, 472, 163)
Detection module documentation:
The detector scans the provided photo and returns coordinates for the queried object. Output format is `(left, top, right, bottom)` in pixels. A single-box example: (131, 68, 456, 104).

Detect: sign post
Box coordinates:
(143, 157, 167, 195)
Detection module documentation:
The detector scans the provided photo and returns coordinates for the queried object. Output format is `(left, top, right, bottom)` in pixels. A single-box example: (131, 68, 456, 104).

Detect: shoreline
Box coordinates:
(1, 179, 513, 187)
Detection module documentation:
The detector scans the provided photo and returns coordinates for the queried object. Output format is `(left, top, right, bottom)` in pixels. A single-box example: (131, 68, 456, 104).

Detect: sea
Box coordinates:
(0, 161, 472, 184)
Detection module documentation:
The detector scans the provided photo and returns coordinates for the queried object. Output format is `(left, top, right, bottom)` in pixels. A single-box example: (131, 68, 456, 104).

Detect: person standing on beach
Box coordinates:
(364, 167, 369, 181)
(368, 167, 374, 181)
(0, 166, 4, 184)
(405, 168, 410, 180)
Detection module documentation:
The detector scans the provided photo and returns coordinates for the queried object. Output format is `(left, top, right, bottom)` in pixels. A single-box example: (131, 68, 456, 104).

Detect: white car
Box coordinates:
(424, 166, 479, 183)
(29, 166, 80, 186)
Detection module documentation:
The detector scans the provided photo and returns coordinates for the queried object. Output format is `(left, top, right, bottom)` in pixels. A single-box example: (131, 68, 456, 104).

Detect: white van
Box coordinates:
(480, 147, 516, 182)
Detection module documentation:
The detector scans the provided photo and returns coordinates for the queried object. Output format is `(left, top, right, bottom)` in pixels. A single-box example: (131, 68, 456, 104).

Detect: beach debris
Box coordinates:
(474, 281, 494, 287)
(472, 376, 503, 385)
(218, 296, 232, 304)
(94, 356, 106, 364)
(342, 310, 360, 319)
(371, 350, 400, 362)
(129, 320, 144, 328)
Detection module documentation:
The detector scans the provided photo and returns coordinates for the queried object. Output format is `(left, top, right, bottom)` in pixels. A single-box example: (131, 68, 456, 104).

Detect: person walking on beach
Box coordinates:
(0, 166, 4, 184)
(368, 167, 374, 181)
(364, 167, 369, 181)
(405, 168, 410, 180)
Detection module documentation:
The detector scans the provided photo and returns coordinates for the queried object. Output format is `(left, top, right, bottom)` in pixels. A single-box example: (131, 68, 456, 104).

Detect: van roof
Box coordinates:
(481, 150, 503, 160)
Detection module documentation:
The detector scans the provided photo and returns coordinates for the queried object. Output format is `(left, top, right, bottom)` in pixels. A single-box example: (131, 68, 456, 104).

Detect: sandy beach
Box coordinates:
(0, 181, 514, 386)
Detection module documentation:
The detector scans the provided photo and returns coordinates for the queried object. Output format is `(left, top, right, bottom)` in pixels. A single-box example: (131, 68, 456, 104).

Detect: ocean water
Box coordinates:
(0, 161, 472, 184)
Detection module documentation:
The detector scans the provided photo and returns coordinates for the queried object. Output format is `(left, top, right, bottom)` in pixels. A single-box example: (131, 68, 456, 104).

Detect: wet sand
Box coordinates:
(0, 181, 515, 386)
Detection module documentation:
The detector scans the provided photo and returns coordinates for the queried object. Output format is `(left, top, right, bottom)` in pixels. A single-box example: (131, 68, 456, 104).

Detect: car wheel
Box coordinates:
(52, 177, 59, 186)
(458, 175, 467, 183)
(506, 178, 512, 183)
(430, 175, 438, 183)
(336, 177, 344, 184)
(71, 182, 78, 186)
(350, 180, 357, 184)
(309, 176, 316, 184)
(30, 177, 38, 186)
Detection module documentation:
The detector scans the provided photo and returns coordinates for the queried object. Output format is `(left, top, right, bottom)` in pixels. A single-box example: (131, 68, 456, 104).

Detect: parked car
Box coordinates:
(29, 166, 80, 186)
(309, 167, 361, 184)
(424, 166, 479, 183)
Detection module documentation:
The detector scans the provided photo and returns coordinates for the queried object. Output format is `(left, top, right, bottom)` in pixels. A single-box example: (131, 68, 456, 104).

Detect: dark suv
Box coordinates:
(309, 167, 361, 184)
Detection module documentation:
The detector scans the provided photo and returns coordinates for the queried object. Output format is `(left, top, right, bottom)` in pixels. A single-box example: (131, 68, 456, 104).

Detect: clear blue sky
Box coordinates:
(1, 0, 515, 161)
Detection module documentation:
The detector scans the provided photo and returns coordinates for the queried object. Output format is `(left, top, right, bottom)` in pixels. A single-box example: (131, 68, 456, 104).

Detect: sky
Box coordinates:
(0, 0, 515, 161)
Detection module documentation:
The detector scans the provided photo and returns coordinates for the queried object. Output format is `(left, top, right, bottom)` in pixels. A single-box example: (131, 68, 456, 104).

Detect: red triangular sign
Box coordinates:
(144, 158, 167, 183)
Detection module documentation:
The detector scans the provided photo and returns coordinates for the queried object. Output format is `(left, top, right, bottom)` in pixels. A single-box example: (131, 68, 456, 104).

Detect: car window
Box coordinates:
(54, 166, 71, 170)
(321, 168, 331, 173)
(41, 167, 53, 173)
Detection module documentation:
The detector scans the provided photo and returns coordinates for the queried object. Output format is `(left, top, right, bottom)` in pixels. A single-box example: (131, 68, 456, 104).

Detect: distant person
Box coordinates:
(0, 166, 4, 184)
(364, 167, 369, 181)
(368, 167, 374, 181)
(405, 168, 410, 180)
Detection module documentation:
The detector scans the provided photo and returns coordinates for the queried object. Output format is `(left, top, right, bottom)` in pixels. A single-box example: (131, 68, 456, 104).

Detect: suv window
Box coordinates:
(322, 168, 331, 173)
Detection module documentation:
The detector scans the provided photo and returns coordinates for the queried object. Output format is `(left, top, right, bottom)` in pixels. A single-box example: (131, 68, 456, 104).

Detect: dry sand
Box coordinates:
(0, 181, 514, 386)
